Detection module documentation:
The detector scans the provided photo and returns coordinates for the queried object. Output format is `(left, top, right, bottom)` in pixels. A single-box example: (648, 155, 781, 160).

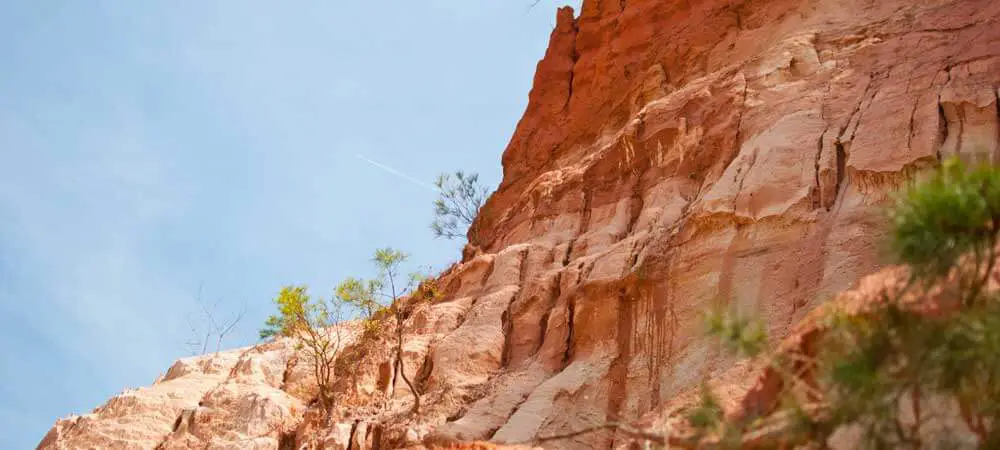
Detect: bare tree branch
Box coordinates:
(185, 286, 246, 355)
(214, 305, 247, 353)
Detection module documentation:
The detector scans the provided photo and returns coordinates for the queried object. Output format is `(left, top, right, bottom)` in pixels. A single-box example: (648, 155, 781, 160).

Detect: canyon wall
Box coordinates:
(39, 0, 1000, 448)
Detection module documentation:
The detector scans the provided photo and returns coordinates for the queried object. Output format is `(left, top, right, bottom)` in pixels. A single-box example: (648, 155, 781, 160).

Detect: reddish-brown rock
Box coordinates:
(38, 0, 1000, 448)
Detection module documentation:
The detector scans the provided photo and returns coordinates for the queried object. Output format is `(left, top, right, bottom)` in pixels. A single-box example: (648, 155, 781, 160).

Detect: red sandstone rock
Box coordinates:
(38, 0, 1000, 448)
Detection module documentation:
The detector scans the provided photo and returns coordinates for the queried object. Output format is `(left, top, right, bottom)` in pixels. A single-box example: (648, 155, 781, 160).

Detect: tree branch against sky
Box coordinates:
(184, 286, 247, 355)
(431, 171, 491, 241)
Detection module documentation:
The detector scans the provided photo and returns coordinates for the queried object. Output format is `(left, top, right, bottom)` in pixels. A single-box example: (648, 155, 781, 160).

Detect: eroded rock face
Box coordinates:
(37, 341, 304, 450)
(38, 0, 1000, 449)
(448, 0, 1000, 446)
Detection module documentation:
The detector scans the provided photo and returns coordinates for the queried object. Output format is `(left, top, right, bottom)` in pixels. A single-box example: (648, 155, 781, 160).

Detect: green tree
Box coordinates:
(260, 286, 344, 418)
(431, 171, 490, 240)
(334, 247, 423, 414)
(373, 248, 423, 414)
(334, 276, 382, 321)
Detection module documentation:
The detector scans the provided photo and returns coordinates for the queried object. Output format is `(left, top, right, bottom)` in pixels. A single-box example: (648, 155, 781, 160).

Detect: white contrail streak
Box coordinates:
(354, 154, 439, 192)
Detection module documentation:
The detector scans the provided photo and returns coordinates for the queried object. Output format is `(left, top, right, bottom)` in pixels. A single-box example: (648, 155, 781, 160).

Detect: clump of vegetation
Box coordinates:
(335, 276, 385, 334)
(697, 158, 1000, 448)
(333, 247, 424, 414)
(685, 310, 769, 449)
(259, 286, 344, 417)
(261, 248, 429, 418)
(705, 307, 768, 359)
(890, 158, 1000, 293)
(686, 384, 727, 437)
(413, 276, 443, 303)
(431, 170, 490, 241)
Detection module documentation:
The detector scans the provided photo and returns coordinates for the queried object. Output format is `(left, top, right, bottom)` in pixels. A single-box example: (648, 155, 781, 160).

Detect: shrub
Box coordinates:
(413, 277, 443, 303)
(334, 247, 423, 414)
(335, 276, 385, 334)
(260, 286, 344, 418)
(431, 171, 490, 241)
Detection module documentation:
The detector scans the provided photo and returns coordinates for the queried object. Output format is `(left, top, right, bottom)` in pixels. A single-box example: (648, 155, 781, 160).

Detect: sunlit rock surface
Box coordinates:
(39, 0, 1000, 448)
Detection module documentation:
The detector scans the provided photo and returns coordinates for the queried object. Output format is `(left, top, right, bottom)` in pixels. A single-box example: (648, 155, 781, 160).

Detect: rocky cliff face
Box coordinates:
(39, 0, 1000, 448)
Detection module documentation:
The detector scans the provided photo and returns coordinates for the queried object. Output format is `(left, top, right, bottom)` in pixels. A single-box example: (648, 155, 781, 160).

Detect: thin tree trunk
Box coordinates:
(396, 311, 420, 414)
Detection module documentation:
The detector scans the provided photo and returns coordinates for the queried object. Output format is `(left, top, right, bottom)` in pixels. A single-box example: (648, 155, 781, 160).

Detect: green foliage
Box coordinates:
(413, 277, 443, 303)
(258, 285, 343, 417)
(685, 384, 745, 449)
(259, 315, 283, 340)
(431, 170, 490, 240)
(373, 247, 408, 281)
(705, 308, 768, 358)
(331, 247, 423, 413)
(259, 286, 331, 339)
(335, 276, 382, 320)
(813, 292, 1000, 447)
(360, 316, 384, 335)
(333, 248, 418, 336)
(890, 158, 1000, 282)
(368, 247, 423, 413)
(259, 248, 436, 417)
(687, 384, 725, 433)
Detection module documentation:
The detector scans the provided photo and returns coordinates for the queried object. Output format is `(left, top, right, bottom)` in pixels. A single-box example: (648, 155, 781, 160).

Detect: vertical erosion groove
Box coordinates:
(605, 286, 634, 436)
(415, 354, 434, 393)
(835, 140, 847, 200)
(562, 298, 576, 366)
(562, 241, 575, 267)
(389, 354, 399, 398)
(906, 98, 919, 157)
(346, 420, 359, 450)
(564, 16, 580, 112)
(170, 414, 183, 433)
(501, 248, 531, 368)
(729, 75, 749, 169)
(370, 423, 383, 450)
(580, 188, 594, 236)
(500, 306, 514, 368)
(279, 354, 297, 391)
(813, 128, 825, 210)
(562, 188, 594, 267)
(624, 173, 645, 237)
(641, 284, 666, 408)
(534, 272, 564, 358)
(936, 102, 949, 162)
(995, 88, 1000, 162)
(480, 257, 497, 292)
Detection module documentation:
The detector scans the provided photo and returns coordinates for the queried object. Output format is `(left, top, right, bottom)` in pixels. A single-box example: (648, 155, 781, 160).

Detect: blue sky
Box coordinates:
(0, 1, 578, 447)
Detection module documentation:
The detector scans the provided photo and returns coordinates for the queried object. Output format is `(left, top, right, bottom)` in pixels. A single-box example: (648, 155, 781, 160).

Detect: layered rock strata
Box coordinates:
(39, 0, 1000, 448)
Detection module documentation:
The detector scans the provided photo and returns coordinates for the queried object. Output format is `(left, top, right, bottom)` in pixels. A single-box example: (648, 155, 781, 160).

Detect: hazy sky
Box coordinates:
(0, 1, 579, 447)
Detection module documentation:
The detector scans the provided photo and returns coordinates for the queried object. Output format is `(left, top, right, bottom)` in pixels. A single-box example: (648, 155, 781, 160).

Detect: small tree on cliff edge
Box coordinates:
(335, 247, 423, 414)
(431, 171, 490, 241)
(259, 286, 344, 418)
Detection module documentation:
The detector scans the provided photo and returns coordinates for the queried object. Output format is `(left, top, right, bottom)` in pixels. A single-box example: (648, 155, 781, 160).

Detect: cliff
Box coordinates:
(39, 0, 1000, 448)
